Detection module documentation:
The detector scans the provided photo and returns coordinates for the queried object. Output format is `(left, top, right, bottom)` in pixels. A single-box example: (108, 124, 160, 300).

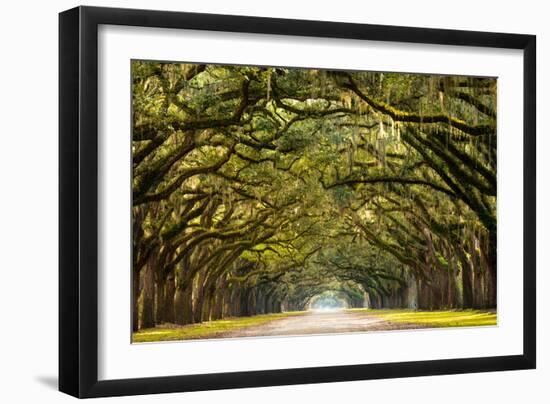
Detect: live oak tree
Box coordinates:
(131, 60, 496, 331)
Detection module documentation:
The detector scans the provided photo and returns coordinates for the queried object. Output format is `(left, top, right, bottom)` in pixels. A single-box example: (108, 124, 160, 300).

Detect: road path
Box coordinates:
(218, 310, 427, 338)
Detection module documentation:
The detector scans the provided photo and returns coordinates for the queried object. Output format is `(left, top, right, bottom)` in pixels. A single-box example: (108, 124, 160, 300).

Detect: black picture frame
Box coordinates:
(59, 5, 536, 398)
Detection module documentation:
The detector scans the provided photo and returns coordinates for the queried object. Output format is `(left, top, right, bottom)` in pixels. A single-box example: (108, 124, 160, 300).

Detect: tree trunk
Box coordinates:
(140, 256, 156, 329)
(174, 283, 193, 325)
(155, 273, 165, 324)
(231, 287, 241, 317)
(265, 290, 275, 313)
(210, 277, 226, 320)
(256, 289, 266, 314)
(239, 289, 250, 316)
(202, 292, 213, 322)
(473, 268, 485, 309)
(193, 270, 206, 323)
(222, 286, 233, 318)
(459, 249, 474, 308)
(417, 278, 430, 310)
(274, 300, 282, 313)
(163, 273, 175, 323)
(485, 232, 497, 308)
(247, 290, 256, 316)
(132, 269, 140, 332)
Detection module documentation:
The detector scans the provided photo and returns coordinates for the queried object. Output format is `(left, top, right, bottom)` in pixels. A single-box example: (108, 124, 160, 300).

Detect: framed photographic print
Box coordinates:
(59, 6, 536, 398)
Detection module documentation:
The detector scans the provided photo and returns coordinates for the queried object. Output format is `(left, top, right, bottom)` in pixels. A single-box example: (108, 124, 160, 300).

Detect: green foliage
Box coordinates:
(131, 59, 498, 330)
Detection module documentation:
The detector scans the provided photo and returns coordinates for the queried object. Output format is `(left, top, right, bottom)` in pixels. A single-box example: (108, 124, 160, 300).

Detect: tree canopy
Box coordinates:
(131, 61, 497, 331)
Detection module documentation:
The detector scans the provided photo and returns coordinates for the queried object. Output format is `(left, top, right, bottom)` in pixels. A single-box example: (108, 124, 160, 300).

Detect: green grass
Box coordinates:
(133, 309, 496, 343)
(133, 311, 306, 343)
(348, 308, 497, 328)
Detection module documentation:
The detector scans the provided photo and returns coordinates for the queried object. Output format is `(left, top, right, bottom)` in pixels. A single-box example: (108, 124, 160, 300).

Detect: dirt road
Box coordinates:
(218, 310, 426, 338)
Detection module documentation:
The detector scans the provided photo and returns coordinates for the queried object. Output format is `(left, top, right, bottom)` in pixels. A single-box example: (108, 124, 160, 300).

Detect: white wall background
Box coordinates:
(0, 1, 546, 402)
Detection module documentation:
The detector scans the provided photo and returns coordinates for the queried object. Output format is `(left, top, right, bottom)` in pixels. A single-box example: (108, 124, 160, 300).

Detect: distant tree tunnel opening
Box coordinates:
(131, 61, 497, 335)
(309, 292, 350, 310)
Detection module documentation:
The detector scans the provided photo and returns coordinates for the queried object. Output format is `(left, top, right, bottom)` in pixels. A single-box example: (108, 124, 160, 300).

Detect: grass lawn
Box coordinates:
(133, 309, 496, 343)
(133, 311, 306, 343)
(349, 308, 497, 328)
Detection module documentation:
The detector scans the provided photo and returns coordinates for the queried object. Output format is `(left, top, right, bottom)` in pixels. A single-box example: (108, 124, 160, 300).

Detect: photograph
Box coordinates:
(0, 0, 543, 402)
(131, 60, 497, 343)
